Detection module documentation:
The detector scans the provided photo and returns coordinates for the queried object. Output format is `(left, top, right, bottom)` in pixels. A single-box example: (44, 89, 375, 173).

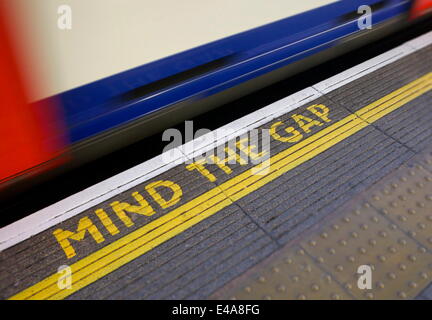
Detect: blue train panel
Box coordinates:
(37, 0, 412, 144)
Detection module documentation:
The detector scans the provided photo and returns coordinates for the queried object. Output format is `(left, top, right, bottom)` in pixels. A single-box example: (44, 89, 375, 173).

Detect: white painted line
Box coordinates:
(0, 149, 185, 251)
(179, 87, 321, 161)
(312, 45, 413, 94)
(0, 32, 430, 252)
(404, 30, 432, 50)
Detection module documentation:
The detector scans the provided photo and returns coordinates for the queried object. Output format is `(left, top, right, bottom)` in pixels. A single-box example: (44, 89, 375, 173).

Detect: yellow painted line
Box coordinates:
(10, 72, 432, 300)
(355, 73, 432, 118)
(221, 74, 432, 200)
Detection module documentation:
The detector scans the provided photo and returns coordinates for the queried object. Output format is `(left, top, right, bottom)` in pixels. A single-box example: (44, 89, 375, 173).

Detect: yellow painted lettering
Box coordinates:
(111, 191, 155, 227)
(269, 121, 303, 143)
(53, 217, 104, 259)
(292, 114, 323, 133)
(95, 209, 119, 236)
(307, 104, 331, 122)
(186, 159, 216, 182)
(145, 180, 182, 209)
(236, 137, 267, 160)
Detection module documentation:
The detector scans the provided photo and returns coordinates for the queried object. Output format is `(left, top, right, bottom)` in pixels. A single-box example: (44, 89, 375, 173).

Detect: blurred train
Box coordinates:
(0, 0, 431, 194)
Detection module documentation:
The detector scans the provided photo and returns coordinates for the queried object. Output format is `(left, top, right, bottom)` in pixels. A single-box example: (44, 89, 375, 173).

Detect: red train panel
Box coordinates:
(0, 3, 65, 183)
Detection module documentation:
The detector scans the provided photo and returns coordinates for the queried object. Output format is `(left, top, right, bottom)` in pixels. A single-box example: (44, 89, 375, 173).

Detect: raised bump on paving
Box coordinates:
(1, 35, 432, 300)
(215, 245, 352, 300)
(8, 71, 431, 300)
(212, 150, 432, 300)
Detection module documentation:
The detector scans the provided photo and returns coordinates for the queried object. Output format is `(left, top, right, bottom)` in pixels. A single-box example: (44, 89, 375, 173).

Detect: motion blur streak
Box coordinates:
(0, 2, 66, 184)
(410, 0, 432, 19)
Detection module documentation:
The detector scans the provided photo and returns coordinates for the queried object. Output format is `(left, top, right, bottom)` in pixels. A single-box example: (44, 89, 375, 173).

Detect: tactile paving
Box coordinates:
(302, 204, 431, 299)
(2, 42, 432, 300)
(214, 151, 432, 300)
(369, 163, 432, 251)
(215, 246, 351, 300)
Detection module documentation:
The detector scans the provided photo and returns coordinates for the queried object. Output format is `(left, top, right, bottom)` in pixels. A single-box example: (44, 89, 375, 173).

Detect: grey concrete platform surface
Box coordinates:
(1, 32, 432, 300)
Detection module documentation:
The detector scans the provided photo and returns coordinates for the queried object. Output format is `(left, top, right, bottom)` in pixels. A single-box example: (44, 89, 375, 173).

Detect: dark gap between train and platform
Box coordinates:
(0, 18, 431, 228)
